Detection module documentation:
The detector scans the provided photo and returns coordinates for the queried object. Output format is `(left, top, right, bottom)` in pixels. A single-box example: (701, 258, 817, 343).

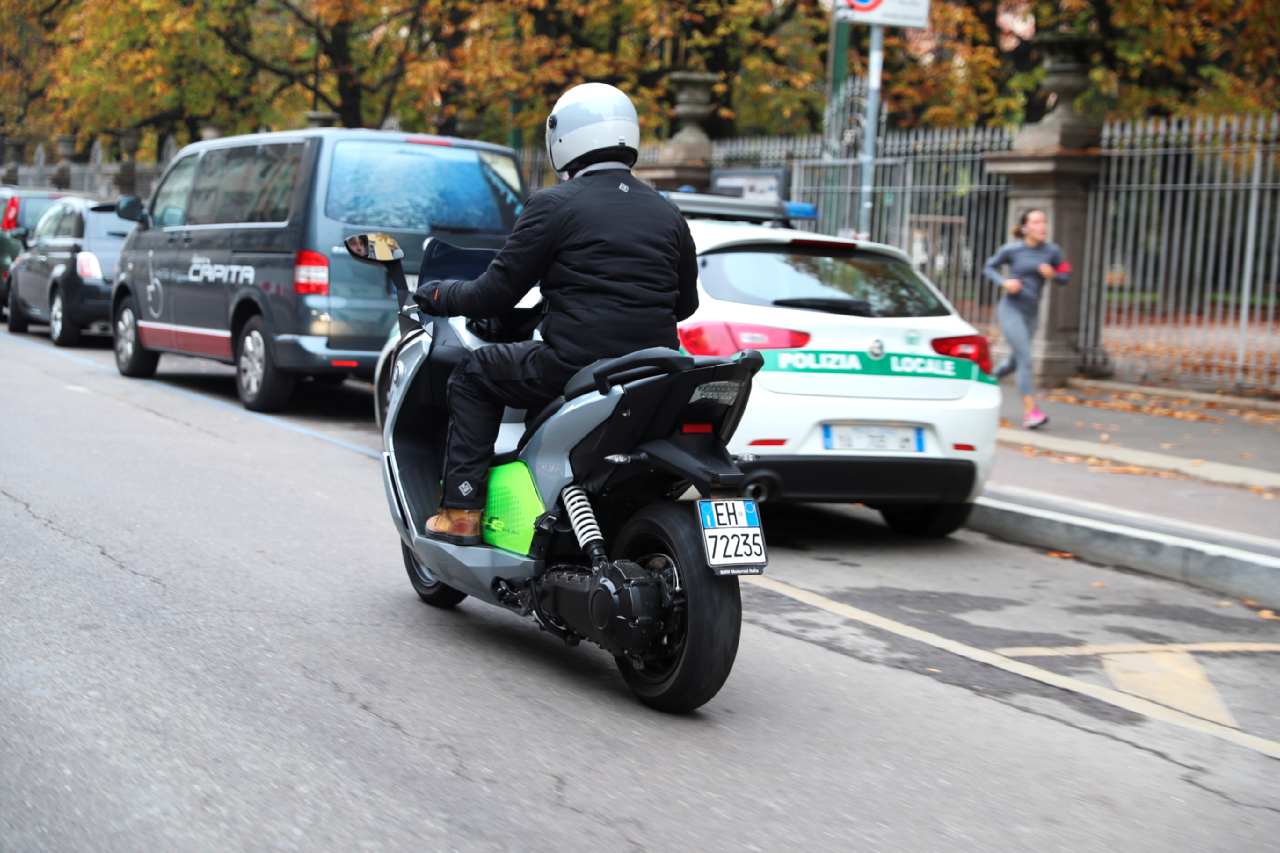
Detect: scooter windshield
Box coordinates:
(419, 238, 498, 283)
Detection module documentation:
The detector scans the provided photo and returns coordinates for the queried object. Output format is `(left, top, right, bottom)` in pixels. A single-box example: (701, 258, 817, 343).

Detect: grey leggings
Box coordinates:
(996, 298, 1038, 396)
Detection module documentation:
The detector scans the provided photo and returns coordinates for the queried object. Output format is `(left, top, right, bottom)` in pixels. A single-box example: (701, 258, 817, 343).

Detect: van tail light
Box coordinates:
(1, 197, 18, 231)
(932, 334, 992, 375)
(294, 250, 330, 294)
(76, 251, 103, 280)
(679, 322, 810, 357)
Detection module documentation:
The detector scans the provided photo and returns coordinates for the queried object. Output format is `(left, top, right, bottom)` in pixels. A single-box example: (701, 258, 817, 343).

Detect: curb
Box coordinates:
(1064, 377, 1280, 416)
(995, 428, 1280, 491)
(968, 497, 1280, 610)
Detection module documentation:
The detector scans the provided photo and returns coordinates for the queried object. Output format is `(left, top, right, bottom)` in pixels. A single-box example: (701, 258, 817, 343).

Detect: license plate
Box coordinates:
(823, 424, 923, 452)
(697, 500, 767, 575)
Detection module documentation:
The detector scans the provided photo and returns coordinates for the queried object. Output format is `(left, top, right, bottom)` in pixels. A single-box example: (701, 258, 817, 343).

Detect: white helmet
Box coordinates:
(545, 83, 640, 178)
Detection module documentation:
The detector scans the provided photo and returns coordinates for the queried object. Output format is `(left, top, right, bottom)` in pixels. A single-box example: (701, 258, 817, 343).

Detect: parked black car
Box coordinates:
(7, 196, 135, 346)
(1, 188, 72, 311)
(112, 128, 523, 411)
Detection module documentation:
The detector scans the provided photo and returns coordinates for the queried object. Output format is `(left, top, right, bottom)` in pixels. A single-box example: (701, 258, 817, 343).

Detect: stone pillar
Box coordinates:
(199, 124, 224, 141)
(51, 133, 77, 190)
(2, 139, 24, 186)
(303, 111, 338, 129)
(114, 128, 141, 196)
(984, 35, 1101, 390)
(634, 71, 719, 191)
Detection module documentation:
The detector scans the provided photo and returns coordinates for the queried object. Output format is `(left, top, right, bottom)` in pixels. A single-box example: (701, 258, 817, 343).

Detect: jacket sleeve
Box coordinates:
(415, 190, 563, 319)
(982, 243, 1013, 288)
(1050, 244, 1072, 284)
(674, 218, 699, 322)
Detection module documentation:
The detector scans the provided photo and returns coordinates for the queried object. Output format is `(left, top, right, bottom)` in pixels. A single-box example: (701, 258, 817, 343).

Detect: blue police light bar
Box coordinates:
(784, 202, 818, 220)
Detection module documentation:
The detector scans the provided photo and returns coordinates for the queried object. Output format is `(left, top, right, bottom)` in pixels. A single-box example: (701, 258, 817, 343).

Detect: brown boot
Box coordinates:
(426, 508, 483, 546)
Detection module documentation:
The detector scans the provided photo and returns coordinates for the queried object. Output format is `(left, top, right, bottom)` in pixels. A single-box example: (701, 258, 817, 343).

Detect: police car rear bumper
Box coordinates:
(737, 455, 976, 505)
(273, 334, 379, 377)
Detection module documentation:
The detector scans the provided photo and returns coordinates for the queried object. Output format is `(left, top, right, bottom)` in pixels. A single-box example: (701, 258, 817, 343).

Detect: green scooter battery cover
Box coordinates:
(482, 461, 546, 555)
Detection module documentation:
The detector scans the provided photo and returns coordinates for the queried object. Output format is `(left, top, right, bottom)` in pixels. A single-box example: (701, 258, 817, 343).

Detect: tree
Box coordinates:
(0, 0, 68, 143)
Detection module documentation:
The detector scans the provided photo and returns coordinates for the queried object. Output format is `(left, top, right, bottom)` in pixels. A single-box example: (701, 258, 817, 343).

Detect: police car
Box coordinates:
(670, 192, 999, 537)
(373, 193, 999, 537)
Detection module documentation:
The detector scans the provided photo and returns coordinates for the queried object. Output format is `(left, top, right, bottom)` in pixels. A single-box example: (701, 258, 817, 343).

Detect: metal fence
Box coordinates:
(9, 138, 172, 199)
(1080, 115, 1280, 390)
(785, 127, 1013, 336)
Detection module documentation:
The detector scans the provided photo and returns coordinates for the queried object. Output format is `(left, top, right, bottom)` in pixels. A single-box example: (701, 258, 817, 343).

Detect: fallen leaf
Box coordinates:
(1076, 421, 1085, 428)
(255, 548, 265, 553)
(1215, 601, 1234, 607)
(1265, 494, 1275, 500)
(1240, 452, 1253, 460)
(1242, 599, 1259, 607)
(1259, 610, 1280, 622)
(926, 668, 941, 673)
(1100, 433, 1110, 441)
(1190, 459, 1204, 466)
(1211, 428, 1221, 434)
(1160, 443, 1181, 449)
(1091, 582, 1107, 588)
(1089, 465, 1149, 475)
(1047, 551, 1076, 559)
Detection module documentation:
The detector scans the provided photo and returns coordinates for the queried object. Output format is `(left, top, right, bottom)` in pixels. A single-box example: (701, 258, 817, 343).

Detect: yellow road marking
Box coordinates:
(996, 642, 1280, 657)
(743, 575, 1280, 760)
(1101, 651, 1238, 727)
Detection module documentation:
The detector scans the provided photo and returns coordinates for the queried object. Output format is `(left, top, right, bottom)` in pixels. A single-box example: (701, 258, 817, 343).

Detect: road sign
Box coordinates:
(834, 0, 931, 29)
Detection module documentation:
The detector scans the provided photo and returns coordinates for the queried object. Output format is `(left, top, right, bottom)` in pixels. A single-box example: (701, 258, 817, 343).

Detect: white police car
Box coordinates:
(670, 193, 999, 537)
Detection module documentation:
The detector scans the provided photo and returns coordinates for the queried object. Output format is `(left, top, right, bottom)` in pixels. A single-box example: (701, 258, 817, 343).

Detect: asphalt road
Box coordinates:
(4, 329, 1280, 851)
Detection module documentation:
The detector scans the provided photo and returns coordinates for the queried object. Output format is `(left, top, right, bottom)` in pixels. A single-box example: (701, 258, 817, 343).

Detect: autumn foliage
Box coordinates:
(1, 0, 1277, 157)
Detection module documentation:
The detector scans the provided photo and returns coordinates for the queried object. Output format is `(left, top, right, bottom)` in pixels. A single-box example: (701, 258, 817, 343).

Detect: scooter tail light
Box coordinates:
(1, 197, 17, 231)
(932, 334, 992, 375)
(679, 322, 810, 356)
(294, 249, 330, 295)
(76, 251, 103, 280)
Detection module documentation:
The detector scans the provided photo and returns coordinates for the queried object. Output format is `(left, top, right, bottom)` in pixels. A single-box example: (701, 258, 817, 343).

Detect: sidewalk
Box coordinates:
(968, 377, 1280, 609)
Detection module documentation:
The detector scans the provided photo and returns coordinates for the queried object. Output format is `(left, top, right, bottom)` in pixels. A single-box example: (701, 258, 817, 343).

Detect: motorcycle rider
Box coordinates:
(413, 83, 699, 545)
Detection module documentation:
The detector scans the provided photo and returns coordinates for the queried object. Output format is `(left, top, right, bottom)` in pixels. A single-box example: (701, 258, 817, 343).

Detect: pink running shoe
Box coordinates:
(1023, 410, 1049, 430)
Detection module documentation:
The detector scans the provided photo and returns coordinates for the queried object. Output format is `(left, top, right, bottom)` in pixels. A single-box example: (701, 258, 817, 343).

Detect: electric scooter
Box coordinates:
(346, 232, 767, 712)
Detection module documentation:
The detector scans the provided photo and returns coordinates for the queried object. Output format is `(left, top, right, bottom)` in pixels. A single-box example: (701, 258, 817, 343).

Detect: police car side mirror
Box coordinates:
(345, 233, 404, 266)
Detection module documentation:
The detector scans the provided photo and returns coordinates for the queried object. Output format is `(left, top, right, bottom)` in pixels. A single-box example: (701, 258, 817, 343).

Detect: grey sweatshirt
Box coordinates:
(982, 240, 1070, 313)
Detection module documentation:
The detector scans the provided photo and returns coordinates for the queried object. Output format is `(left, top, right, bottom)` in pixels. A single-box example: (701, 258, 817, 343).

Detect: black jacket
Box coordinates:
(415, 168, 699, 368)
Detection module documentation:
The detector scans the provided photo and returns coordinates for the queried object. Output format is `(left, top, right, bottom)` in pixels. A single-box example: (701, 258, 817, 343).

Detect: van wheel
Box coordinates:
(880, 503, 973, 538)
(236, 315, 293, 412)
(114, 295, 159, 377)
(50, 289, 80, 347)
(7, 285, 28, 333)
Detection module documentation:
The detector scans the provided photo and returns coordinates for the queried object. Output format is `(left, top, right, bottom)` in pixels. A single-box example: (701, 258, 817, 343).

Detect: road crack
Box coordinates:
(1, 488, 166, 590)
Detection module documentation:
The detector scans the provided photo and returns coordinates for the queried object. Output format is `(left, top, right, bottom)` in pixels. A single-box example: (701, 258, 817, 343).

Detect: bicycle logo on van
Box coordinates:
(188, 255, 256, 286)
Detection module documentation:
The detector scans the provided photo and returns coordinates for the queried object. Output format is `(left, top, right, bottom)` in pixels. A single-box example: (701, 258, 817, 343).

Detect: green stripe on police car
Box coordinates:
(762, 350, 996, 384)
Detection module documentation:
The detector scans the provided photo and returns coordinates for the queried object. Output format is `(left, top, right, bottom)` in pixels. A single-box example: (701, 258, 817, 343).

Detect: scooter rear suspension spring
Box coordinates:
(561, 486, 604, 553)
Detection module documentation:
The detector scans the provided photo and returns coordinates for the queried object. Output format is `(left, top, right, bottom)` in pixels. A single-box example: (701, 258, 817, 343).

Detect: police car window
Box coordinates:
(698, 245, 949, 319)
(31, 204, 62, 242)
(55, 206, 82, 238)
(325, 141, 522, 232)
(151, 155, 198, 228)
(243, 143, 303, 223)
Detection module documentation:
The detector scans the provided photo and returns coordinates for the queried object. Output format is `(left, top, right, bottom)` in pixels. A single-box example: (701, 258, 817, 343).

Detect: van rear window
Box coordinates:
(324, 141, 522, 233)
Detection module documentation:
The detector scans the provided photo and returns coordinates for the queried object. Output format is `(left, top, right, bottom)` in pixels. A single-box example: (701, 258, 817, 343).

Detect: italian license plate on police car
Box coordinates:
(697, 500, 767, 575)
(823, 424, 923, 452)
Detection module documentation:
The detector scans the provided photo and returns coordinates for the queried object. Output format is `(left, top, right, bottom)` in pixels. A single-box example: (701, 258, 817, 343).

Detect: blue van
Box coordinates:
(113, 129, 522, 410)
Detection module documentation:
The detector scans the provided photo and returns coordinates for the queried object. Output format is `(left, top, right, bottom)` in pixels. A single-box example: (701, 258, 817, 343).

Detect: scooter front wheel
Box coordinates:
(612, 503, 742, 713)
(402, 542, 468, 608)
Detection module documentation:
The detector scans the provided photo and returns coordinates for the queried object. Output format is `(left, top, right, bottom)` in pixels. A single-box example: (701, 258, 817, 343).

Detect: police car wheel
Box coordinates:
(236, 315, 294, 412)
(880, 503, 973, 538)
(113, 295, 159, 377)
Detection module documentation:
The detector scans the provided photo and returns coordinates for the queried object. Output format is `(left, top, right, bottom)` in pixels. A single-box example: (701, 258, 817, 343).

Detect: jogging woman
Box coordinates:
(982, 209, 1071, 429)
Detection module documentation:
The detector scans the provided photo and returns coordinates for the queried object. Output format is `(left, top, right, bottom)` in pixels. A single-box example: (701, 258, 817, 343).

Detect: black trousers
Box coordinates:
(442, 341, 580, 509)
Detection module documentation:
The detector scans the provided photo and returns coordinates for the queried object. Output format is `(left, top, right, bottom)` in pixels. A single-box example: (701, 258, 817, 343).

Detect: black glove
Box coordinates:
(413, 280, 449, 317)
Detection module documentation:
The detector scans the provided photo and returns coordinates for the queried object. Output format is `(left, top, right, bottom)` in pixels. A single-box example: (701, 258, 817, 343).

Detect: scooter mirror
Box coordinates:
(345, 233, 404, 265)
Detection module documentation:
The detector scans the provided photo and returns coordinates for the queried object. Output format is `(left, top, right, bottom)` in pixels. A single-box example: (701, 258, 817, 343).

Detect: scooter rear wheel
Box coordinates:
(402, 542, 468, 608)
(612, 503, 742, 713)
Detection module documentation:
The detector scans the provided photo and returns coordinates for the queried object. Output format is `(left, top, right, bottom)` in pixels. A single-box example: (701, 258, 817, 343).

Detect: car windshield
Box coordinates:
(325, 141, 522, 233)
(698, 244, 950, 318)
(88, 209, 135, 240)
(19, 198, 56, 230)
